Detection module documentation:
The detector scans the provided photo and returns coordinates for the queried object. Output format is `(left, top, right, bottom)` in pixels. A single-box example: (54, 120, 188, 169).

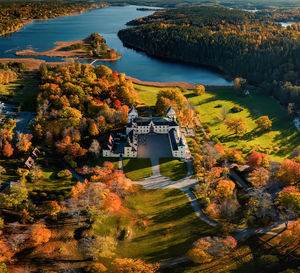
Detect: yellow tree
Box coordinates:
(256, 116, 272, 131)
(225, 117, 247, 136)
(188, 239, 213, 263)
(216, 180, 235, 199)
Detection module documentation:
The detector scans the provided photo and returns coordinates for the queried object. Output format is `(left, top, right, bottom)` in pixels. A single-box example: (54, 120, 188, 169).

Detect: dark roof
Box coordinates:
(166, 106, 175, 114)
(178, 137, 185, 147)
(0, 181, 24, 194)
(128, 117, 178, 127)
(128, 107, 137, 114)
(168, 129, 178, 151)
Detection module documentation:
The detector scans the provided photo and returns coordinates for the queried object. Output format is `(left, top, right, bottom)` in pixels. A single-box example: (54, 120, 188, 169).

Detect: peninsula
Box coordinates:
(15, 33, 122, 61)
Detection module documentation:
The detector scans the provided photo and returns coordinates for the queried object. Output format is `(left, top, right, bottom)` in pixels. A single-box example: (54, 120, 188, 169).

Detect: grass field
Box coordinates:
(25, 158, 77, 200)
(79, 156, 119, 169)
(134, 84, 180, 107)
(185, 87, 300, 161)
(134, 83, 299, 161)
(123, 158, 152, 181)
(93, 189, 215, 262)
(159, 157, 188, 181)
(0, 73, 39, 111)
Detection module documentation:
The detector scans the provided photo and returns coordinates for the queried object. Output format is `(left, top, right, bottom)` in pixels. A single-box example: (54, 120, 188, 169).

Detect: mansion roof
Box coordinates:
(127, 116, 178, 127)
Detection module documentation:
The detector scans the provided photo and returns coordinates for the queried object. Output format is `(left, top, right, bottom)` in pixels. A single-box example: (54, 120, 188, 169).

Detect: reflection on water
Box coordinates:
(0, 6, 232, 85)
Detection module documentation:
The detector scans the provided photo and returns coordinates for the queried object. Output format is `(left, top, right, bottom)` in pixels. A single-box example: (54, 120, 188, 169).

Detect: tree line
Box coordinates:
(34, 62, 138, 168)
(0, 1, 105, 36)
(118, 6, 300, 117)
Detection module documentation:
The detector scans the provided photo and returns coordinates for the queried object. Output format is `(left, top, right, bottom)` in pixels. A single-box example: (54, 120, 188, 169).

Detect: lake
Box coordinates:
(0, 5, 232, 85)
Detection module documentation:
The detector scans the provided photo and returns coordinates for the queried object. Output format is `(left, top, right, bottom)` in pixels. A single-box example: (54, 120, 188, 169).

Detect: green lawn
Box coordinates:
(26, 158, 77, 200)
(159, 157, 188, 181)
(123, 158, 152, 181)
(185, 87, 300, 161)
(0, 73, 39, 111)
(93, 189, 215, 262)
(79, 156, 119, 169)
(134, 84, 180, 107)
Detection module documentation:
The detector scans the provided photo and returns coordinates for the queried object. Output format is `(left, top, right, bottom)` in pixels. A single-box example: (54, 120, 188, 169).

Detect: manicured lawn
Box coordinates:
(0, 73, 39, 111)
(159, 157, 188, 181)
(93, 189, 215, 262)
(123, 158, 152, 181)
(79, 156, 119, 169)
(0, 156, 77, 201)
(134, 84, 180, 107)
(26, 158, 77, 200)
(185, 87, 300, 161)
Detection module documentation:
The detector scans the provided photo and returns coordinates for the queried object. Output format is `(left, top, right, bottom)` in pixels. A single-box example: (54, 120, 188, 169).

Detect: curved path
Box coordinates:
(64, 157, 294, 268)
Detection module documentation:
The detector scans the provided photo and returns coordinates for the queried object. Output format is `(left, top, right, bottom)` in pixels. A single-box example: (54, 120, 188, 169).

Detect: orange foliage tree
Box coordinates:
(216, 180, 235, 199)
(188, 236, 237, 264)
(29, 223, 51, 246)
(101, 192, 122, 213)
(277, 159, 300, 186)
(0, 240, 14, 262)
(2, 141, 14, 157)
(112, 258, 159, 273)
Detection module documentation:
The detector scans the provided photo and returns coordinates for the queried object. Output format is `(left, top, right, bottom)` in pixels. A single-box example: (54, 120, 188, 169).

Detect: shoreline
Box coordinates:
(15, 38, 121, 62)
(0, 57, 226, 90)
(0, 4, 108, 37)
(125, 75, 197, 89)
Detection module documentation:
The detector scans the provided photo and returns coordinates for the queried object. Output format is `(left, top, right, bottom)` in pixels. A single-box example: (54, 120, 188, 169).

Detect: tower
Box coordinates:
(166, 106, 176, 120)
(128, 106, 138, 122)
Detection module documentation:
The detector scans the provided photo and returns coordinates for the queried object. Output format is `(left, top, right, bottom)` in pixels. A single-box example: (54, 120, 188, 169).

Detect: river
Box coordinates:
(0, 5, 231, 85)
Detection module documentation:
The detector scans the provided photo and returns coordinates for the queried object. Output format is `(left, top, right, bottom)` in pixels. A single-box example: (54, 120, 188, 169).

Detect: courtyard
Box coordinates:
(137, 134, 173, 159)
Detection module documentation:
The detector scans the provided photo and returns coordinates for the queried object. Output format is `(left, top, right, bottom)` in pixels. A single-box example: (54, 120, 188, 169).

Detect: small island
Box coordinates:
(15, 33, 121, 61)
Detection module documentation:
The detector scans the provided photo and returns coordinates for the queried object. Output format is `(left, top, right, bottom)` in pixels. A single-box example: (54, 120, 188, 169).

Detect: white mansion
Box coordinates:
(102, 106, 191, 160)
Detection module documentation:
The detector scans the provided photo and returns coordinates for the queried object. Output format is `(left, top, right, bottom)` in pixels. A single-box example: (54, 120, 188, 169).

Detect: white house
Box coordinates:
(103, 106, 191, 160)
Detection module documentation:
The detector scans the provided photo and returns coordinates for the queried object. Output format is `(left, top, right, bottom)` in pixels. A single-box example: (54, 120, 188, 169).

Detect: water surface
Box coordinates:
(0, 6, 231, 85)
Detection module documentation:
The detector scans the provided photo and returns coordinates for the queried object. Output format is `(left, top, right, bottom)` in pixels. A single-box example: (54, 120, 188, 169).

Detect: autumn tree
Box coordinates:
(29, 223, 51, 246)
(248, 188, 275, 218)
(216, 180, 235, 200)
(247, 152, 269, 169)
(225, 117, 247, 136)
(249, 167, 270, 187)
(79, 236, 117, 260)
(234, 77, 247, 94)
(2, 141, 13, 157)
(101, 192, 122, 213)
(0, 186, 28, 209)
(48, 201, 61, 219)
(277, 159, 300, 186)
(256, 116, 272, 131)
(112, 258, 159, 273)
(275, 186, 300, 213)
(188, 238, 213, 263)
(274, 219, 300, 254)
(16, 133, 33, 153)
(188, 236, 237, 264)
(195, 84, 205, 95)
(89, 122, 99, 136)
(0, 241, 13, 263)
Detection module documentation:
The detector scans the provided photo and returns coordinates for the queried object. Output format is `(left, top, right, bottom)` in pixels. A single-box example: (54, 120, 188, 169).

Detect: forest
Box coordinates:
(104, 0, 300, 9)
(0, 1, 105, 36)
(118, 6, 300, 116)
(34, 62, 137, 168)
